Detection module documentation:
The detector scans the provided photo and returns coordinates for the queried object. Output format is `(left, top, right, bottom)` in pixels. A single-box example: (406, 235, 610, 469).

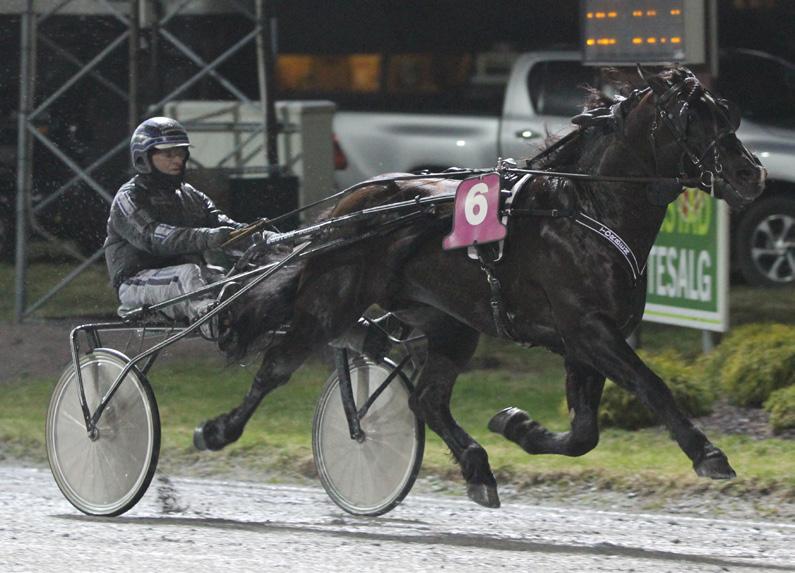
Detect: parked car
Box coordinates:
(333, 49, 795, 287)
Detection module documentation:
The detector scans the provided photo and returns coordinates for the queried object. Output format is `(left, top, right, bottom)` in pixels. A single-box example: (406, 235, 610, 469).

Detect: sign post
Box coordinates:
(643, 189, 730, 333)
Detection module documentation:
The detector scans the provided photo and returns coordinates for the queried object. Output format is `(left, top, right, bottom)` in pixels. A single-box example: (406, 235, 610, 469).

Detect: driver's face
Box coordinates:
(151, 147, 188, 175)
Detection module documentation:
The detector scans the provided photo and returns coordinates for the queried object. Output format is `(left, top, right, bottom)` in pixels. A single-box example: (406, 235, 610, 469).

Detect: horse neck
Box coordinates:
(572, 124, 670, 264)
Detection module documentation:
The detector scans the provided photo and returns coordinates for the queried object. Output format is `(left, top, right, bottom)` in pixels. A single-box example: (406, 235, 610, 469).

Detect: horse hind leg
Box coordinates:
(195, 261, 378, 451)
(489, 358, 604, 457)
(405, 311, 499, 508)
(193, 332, 313, 451)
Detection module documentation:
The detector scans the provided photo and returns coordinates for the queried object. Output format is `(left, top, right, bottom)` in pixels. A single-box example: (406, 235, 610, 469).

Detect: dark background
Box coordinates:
(0, 0, 792, 254)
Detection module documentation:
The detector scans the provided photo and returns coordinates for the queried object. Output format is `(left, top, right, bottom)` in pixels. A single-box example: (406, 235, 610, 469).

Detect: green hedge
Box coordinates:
(695, 323, 773, 395)
(765, 385, 795, 434)
(596, 350, 714, 430)
(708, 324, 795, 407)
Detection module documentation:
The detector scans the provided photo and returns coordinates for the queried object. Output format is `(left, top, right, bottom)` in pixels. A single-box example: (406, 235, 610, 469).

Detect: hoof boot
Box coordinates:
(488, 407, 529, 435)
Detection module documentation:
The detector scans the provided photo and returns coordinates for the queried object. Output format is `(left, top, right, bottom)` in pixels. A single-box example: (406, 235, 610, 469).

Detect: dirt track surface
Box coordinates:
(2, 464, 794, 573)
(0, 318, 224, 383)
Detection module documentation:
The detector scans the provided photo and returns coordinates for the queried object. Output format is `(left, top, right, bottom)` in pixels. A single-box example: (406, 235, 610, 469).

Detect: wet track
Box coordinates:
(1, 465, 793, 572)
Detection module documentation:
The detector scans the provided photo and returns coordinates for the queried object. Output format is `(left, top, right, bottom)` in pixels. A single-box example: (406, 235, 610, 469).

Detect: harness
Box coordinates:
(235, 69, 746, 343)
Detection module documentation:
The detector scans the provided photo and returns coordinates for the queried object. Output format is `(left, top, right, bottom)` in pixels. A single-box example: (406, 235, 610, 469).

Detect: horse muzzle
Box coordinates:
(713, 163, 767, 209)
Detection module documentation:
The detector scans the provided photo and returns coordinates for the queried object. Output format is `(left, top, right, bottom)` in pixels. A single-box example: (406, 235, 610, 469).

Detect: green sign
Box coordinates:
(643, 188, 729, 332)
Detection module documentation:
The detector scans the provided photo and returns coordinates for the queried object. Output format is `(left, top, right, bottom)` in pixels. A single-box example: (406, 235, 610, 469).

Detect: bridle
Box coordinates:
(646, 71, 754, 197)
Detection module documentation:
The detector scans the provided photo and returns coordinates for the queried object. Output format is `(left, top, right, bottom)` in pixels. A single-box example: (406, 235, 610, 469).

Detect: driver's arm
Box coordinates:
(110, 190, 232, 256)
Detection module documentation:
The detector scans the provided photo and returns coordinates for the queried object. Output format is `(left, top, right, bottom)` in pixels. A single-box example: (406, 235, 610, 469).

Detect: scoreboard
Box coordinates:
(581, 0, 707, 64)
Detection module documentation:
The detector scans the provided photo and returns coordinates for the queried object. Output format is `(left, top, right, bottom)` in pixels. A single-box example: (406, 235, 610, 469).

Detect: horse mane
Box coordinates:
(529, 68, 644, 171)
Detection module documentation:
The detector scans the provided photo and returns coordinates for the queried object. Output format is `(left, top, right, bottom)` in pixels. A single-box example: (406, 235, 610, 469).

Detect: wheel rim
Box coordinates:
(750, 213, 795, 284)
(46, 350, 158, 516)
(314, 362, 422, 515)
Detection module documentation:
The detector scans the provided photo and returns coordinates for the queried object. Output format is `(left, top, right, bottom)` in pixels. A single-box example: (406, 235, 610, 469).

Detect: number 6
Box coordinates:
(464, 182, 489, 225)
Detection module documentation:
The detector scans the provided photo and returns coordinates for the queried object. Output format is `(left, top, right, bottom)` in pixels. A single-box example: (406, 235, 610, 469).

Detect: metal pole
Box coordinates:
(708, 0, 719, 79)
(148, 28, 260, 113)
(15, 1, 35, 323)
(22, 249, 106, 318)
(159, 28, 251, 103)
(28, 31, 129, 122)
(129, 0, 140, 133)
(255, 0, 279, 168)
(702, 330, 720, 353)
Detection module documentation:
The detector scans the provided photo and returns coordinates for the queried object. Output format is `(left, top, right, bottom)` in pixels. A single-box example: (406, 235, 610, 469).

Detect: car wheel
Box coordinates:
(736, 196, 795, 287)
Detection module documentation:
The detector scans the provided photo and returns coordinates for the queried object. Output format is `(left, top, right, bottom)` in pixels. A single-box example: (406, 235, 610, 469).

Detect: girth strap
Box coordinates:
(474, 244, 517, 341)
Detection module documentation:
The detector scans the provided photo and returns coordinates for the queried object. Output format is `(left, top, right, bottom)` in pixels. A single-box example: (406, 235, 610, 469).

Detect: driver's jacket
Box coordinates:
(104, 175, 242, 290)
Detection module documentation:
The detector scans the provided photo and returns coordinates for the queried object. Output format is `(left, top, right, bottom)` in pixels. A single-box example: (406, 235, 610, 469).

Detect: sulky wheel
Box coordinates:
(312, 357, 424, 516)
(46, 348, 160, 516)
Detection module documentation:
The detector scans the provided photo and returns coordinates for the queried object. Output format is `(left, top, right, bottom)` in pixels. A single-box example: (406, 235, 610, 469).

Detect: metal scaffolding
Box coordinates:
(13, 0, 276, 322)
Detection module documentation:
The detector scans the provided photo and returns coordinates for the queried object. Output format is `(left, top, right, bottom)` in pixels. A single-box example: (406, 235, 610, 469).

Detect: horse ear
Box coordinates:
(637, 64, 670, 97)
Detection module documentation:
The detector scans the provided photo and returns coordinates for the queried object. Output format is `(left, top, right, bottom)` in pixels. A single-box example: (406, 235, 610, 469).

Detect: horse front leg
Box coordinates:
(405, 313, 499, 507)
(489, 358, 605, 456)
(568, 312, 735, 479)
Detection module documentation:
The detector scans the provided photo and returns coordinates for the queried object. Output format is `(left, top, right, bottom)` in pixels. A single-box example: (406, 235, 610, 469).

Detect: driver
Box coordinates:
(104, 116, 259, 338)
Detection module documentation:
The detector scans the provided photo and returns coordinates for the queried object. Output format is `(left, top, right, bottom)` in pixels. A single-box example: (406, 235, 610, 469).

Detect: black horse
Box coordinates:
(195, 66, 766, 508)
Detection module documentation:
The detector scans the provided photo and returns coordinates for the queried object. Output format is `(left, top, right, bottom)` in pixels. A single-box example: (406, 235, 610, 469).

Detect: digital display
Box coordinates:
(581, 0, 706, 64)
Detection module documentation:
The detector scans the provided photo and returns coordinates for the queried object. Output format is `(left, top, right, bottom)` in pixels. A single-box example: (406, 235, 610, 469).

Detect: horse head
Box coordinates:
(636, 65, 766, 208)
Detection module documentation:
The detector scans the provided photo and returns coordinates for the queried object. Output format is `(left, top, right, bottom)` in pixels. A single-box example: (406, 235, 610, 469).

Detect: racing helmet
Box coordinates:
(130, 116, 190, 174)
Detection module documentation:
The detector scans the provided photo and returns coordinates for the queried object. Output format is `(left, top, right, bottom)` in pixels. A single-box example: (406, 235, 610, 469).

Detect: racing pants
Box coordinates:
(117, 263, 223, 322)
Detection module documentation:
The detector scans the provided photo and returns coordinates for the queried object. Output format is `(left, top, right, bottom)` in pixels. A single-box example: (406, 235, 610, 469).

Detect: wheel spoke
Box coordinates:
(752, 247, 782, 260)
(769, 255, 788, 280)
(60, 410, 88, 431)
(779, 215, 794, 240)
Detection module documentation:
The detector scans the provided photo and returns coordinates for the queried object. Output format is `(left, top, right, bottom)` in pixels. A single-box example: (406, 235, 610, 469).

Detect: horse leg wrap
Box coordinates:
(488, 407, 536, 441)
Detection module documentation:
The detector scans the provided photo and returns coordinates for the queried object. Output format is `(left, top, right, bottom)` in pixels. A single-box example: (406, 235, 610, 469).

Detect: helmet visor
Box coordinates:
(153, 142, 191, 150)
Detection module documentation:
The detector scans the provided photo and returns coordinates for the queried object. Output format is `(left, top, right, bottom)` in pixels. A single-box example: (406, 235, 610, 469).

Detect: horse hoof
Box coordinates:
(694, 450, 736, 480)
(193, 423, 209, 451)
(488, 407, 529, 435)
(467, 483, 501, 508)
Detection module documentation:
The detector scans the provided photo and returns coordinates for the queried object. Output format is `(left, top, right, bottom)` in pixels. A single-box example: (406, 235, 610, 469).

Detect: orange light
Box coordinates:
(587, 11, 593, 18)
(646, 9, 657, 16)
(671, 9, 682, 15)
(647, 37, 657, 44)
(632, 37, 643, 44)
(587, 38, 596, 46)
(595, 11, 606, 18)
(671, 37, 682, 43)
(632, 10, 643, 16)
(607, 11, 617, 18)
(660, 37, 668, 43)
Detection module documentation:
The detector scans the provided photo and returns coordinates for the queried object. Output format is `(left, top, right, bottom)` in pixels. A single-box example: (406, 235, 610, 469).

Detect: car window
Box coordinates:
(528, 61, 599, 117)
(717, 52, 795, 123)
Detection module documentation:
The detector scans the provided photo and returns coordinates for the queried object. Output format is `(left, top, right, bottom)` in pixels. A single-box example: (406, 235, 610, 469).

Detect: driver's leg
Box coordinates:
(118, 263, 213, 322)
